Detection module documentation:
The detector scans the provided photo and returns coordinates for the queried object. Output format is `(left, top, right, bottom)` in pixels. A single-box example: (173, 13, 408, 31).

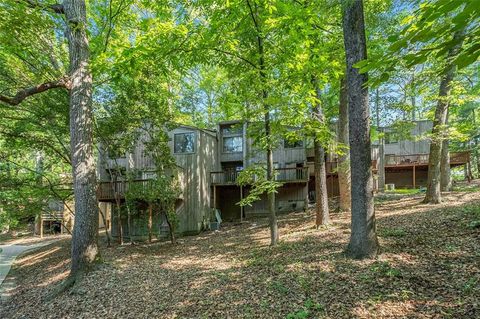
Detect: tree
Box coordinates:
(0, 0, 98, 282)
(312, 76, 330, 226)
(424, 29, 466, 203)
(337, 78, 351, 211)
(342, 0, 379, 259)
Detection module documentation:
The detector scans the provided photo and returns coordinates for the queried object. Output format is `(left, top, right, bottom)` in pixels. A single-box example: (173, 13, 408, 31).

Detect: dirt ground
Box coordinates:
(1, 189, 479, 319)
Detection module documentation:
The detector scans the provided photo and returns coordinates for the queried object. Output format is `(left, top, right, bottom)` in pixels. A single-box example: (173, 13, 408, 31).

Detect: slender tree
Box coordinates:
(424, 28, 465, 203)
(342, 0, 379, 259)
(312, 76, 330, 226)
(337, 78, 351, 211)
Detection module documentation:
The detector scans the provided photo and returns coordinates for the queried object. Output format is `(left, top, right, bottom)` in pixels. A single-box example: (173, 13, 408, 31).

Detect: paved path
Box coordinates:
(0, 241, 55, 286)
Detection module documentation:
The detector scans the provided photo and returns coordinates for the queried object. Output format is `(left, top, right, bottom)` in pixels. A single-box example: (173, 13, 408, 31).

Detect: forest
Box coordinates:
(0, 0, 479, 318)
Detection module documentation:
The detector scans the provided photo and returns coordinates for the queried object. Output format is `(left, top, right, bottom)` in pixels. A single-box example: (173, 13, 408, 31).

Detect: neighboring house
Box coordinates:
(97, 120, 470, 240)
(375, 120, 470, 189)
(211, 121, 309, 221)
(97, 124, 217, 240)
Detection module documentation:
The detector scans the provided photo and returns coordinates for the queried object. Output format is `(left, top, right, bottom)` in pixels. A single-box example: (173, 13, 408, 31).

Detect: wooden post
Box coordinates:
(240, 186, 244, 222)
(213, 185, 216, 209)
(413, 164, 416, 189)
(40, 216, 43, 238)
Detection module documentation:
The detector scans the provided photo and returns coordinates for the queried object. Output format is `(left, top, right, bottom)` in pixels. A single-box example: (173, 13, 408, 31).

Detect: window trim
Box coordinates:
(222, 136, 243, 154)
(173, 132, 196, 154)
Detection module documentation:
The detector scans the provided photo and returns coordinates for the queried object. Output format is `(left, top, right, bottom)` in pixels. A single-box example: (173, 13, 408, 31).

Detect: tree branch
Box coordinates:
(210, 48, 258, 69)
(0, 77, 69, 106)
(19, 0, 65, 14)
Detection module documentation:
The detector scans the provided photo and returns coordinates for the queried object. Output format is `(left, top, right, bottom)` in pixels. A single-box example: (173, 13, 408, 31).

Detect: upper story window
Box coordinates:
(223, 136, 243, 153)
(174, 132, 195, 153)
(284, 139, 304, 148)
(221, 124, 243, 135)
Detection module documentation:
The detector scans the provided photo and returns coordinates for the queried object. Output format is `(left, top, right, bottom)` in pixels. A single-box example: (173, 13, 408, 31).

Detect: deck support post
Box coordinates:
(413, 164, 416, 189)
(240, 185, 244, 222)
(40, 216, 43, 238)
(213, 185, 216, 209)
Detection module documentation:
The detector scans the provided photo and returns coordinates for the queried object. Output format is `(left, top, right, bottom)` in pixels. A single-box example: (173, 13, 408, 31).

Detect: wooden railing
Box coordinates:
(384, 151, 469, 167)
(41, 212, 63, 221)
(97, 179, 155, 201)
(210, 167, 309, 185)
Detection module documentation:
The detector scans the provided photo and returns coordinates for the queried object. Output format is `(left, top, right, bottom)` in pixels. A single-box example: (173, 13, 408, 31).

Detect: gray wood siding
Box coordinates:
(384, 120, 432, 155)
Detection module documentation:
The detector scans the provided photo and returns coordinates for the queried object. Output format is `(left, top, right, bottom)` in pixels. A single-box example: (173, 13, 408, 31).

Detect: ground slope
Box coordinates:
(1, 190, 479, 318)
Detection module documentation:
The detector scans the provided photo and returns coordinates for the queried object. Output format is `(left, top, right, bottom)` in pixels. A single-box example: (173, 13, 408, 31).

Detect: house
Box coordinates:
(211, 121, 309, 221)
(97, 119, 470, 240)
(97, 124, 217, 240)
(375, 120, 470, 189)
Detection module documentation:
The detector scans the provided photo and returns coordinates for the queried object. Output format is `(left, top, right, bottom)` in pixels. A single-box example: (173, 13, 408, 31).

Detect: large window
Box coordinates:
(223, 136, 243, 153)
(221, 124, 243, 135)
(174, 132, 195, 153)
(284, 139, 304, 148)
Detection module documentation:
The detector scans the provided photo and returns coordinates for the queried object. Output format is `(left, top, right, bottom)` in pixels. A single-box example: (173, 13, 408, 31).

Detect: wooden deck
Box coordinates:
(97, 179, 156, 201)
(211, 167, 309, 186)
(385, 151, 469, 168)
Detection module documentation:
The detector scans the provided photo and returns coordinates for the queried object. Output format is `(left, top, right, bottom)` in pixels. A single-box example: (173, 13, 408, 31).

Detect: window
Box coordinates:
(284, 139, 304, 148)
(174, 132, 195, 153)
(221, 124, 243, 135)
(223, 136, 243, 153)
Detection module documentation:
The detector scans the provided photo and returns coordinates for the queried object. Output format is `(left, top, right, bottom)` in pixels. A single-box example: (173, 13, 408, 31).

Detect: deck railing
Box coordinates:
(385, 151, 469, 167)
(210, 167, 309, 185)
(97, 179, 155, 201)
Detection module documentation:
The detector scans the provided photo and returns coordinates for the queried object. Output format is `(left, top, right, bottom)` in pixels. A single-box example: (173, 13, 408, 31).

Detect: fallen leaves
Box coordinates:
(1, 189, 479, 318)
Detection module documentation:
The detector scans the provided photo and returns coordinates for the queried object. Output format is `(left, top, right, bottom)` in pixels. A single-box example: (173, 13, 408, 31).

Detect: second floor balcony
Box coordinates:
(384, 151, 470, 168)
(210, 167, 309, 186)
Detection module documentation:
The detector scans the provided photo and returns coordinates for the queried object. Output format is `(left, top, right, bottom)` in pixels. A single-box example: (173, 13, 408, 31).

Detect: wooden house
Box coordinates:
(211, 121, 309, 221)
(97, 124, 217, 240)
(376, 120, 470, 189)
(97, 119, 470, 240)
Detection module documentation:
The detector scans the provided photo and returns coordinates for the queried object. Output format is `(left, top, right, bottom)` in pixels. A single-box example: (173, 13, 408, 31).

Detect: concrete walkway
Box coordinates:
(0, 241, 55, 286)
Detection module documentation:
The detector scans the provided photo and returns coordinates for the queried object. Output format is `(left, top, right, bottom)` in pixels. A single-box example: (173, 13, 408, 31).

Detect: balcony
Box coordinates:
(384, 151, 469, 168)
(210, 167, 309, 185)
(97, 179, 156, 201)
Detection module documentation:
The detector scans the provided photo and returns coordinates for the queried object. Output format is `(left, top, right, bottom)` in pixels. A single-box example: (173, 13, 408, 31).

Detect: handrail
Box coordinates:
(210, 167, 309, 185)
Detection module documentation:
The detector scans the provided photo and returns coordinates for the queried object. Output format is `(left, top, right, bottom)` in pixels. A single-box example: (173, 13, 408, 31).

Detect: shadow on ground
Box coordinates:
(1, 191, 479, 318)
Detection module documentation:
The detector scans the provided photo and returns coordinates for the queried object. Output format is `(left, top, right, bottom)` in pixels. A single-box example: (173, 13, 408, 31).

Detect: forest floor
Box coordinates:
(1, 185, 479, 318)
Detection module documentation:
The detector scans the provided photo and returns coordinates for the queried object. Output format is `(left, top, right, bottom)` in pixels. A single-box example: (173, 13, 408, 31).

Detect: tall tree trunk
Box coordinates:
(337, 78, 351, 211)
(165, 210, 176, 244)
(311, 76, 330, 226)
(423, 29, 465, 203)
(440, 138, 451, 191)
(375, 88, 385, 191)
(148, 203, 153, 243)
(250, 1, 278, 245)
(65, 0, 99, 276)
(342, 0, 378, 259)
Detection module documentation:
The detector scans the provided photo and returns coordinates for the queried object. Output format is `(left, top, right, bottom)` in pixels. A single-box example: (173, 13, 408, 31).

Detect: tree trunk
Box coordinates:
(440, 138, 451, 191)
(148, 203, 153, 243)
(252, 4, 278, 246)
(375, 88, 385, 191)
(126, 202, 133, 245)
(423, 29, 465, 204)
(98, 206, 111, 247)
(165, 211, 176, 244)
(65, 0, 99, 276)
(337, 78, 351, 211)
(342, 0, 378, 259)
(311, 76, 330, 226)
